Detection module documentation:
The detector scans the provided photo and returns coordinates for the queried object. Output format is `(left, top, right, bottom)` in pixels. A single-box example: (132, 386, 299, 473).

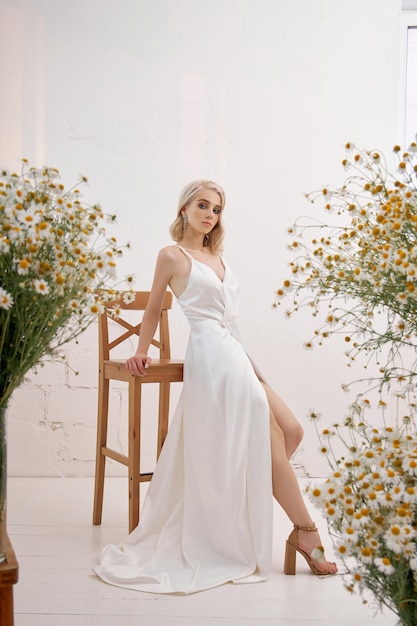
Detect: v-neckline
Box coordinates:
(177, 245, 226, 284)
(192, 256, 226, 284)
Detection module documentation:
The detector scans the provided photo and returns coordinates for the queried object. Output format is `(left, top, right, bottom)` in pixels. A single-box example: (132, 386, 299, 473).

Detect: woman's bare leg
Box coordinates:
(269, 410, 337, 574)
(262, 382, 303, 458)
(269, 411, 314, 524)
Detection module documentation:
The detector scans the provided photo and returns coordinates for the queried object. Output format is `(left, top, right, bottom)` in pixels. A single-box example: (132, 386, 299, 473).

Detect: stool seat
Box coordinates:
(104, 358, 184, 383)
(93, 291, 184, 533)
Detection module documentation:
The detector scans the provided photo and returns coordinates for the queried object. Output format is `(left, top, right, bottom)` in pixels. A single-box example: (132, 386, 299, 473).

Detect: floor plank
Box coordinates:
(7, 477, 396, 626)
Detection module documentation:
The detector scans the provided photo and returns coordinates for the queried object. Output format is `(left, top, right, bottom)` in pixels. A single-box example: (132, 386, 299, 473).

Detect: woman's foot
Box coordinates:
(297, 526, 338, 574)
(284, 524, 338, 575)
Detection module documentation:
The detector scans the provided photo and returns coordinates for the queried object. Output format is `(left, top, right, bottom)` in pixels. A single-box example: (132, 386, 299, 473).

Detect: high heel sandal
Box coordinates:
(284, 523, 337, 576)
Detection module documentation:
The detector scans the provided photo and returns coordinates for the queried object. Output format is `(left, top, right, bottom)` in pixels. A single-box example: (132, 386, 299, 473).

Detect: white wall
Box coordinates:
(0, 0, 404, 478)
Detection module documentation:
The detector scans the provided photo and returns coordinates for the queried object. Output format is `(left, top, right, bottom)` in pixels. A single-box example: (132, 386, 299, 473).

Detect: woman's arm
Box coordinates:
(125, 247, 177, 376)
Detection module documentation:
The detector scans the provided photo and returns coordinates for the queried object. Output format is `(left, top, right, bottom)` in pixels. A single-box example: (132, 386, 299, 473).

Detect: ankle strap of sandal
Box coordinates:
(294, 523, 318, 532)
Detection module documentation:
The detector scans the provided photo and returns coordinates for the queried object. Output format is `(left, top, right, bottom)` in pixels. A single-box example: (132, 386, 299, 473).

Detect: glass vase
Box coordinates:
(0, 405, 6, 563)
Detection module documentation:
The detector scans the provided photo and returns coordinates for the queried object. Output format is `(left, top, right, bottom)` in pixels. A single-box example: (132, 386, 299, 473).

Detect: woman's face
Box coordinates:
(182, 188, 222, 236)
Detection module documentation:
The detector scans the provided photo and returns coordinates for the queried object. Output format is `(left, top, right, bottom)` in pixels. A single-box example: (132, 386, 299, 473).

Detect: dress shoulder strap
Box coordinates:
(175, 244, 193, 261)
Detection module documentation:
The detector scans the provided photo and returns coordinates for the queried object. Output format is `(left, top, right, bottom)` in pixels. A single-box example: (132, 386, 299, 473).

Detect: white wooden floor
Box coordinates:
(7, 476, 397, 626)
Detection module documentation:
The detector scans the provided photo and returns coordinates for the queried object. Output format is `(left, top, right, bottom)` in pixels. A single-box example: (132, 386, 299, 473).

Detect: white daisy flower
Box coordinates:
(0, 287, 13, 311)
(33, 279, 50, 295)
(16, 258, 31, 275)
(405, 456, 417, 476)
(342, 526, 358, 543)
(385, 525, 405, 553)
(374, 557, 395, 575)
(0, 238, 10, 253)
(123, 290, 136, 304)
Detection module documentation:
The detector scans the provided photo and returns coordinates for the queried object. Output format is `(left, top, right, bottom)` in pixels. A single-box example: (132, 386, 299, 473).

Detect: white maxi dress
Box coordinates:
(94, 247, 273, 594)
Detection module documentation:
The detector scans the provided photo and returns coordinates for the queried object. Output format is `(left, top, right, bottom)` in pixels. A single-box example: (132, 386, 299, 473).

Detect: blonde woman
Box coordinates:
(94, 180, 337, 594)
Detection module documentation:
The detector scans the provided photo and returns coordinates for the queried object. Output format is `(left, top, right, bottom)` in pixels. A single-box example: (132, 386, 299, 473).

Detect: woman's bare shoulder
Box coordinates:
(159, 244, 180, 257)
(156, 245, 190, 273)
(157, 245, 184, 264)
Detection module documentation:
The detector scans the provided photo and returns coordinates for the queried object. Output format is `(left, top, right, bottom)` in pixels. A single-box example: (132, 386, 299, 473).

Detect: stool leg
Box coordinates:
(157, 382, 170, 457)
(128, 377, 141, 533)
(93, 372, 109, 525)
(0, 585, 14, 626)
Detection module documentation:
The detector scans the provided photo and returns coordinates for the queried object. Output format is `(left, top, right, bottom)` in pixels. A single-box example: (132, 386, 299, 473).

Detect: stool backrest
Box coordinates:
(99, 291, 173, 362)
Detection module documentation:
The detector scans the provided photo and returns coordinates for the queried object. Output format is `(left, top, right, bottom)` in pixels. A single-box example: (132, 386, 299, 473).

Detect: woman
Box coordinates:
(94, 180, 337, 594)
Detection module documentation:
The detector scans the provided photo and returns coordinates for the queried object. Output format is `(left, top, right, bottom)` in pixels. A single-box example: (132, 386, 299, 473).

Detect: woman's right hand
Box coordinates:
(125, 353, 152, 376)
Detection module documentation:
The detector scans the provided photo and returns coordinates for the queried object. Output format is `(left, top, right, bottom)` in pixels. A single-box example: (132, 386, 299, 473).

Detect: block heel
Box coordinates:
(284, 539, 296, 575)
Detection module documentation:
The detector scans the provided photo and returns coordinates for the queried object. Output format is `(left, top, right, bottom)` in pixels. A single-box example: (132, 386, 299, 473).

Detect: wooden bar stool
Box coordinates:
(92, 291, 183, 533)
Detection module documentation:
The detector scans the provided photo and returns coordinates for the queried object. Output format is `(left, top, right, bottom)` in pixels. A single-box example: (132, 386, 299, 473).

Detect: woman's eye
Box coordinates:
(213, 208, 220, 214)
(198, 203, 207, 209)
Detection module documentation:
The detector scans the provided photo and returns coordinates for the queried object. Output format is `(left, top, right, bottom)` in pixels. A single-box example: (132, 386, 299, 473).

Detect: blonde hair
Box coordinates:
(169, 180, 226, 253)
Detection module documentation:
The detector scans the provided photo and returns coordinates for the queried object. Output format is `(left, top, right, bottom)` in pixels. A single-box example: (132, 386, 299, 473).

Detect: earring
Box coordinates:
(182, 213, 187, 234)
